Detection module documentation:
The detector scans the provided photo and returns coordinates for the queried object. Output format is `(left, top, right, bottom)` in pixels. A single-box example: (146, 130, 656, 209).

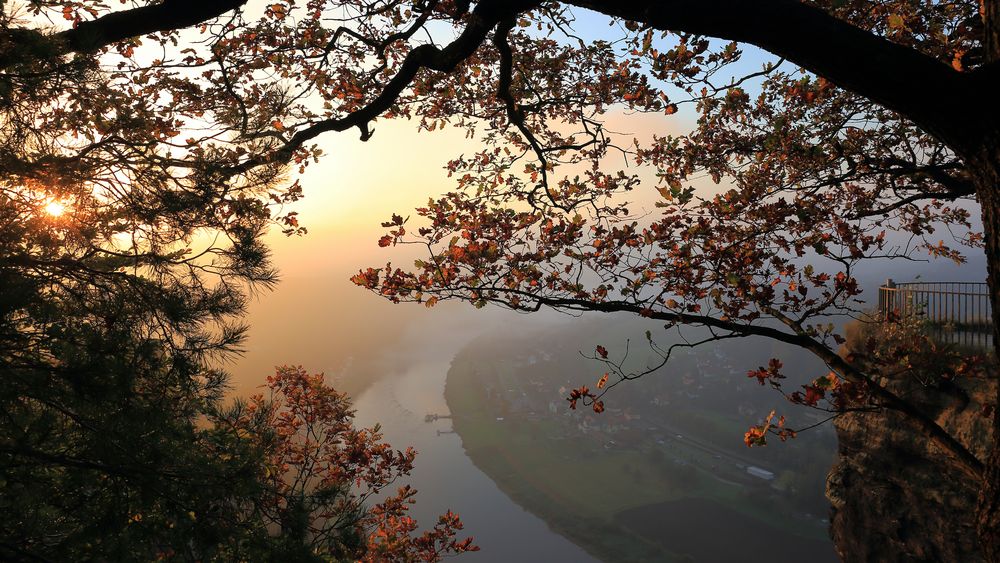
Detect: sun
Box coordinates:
(44, 201, 67, 217)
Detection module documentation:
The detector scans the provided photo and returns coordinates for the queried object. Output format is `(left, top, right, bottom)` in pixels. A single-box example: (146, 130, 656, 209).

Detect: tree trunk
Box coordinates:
(974, 0, 1000, 555)
(975, 146, 1000, 561)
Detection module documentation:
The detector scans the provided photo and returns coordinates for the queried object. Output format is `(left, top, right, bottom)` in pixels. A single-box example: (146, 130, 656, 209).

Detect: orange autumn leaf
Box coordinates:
(269, 3, 287, 19)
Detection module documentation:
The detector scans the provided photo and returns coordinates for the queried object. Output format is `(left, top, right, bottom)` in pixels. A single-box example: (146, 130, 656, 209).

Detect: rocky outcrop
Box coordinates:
(827, 374, 994, 562)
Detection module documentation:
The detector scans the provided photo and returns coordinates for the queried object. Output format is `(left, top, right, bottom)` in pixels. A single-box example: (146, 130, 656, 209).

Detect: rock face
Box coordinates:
(827, 375, 994, 562)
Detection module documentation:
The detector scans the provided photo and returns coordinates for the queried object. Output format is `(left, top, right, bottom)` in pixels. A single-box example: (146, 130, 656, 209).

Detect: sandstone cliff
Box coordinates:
(827, 372, 994, 562)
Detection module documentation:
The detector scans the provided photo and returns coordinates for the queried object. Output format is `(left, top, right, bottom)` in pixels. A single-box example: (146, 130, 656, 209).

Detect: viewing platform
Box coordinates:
(877, 280, 993, 350)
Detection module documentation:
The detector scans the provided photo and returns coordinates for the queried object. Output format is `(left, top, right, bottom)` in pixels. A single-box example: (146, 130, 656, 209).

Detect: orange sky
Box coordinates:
(224, 104, 699, 396)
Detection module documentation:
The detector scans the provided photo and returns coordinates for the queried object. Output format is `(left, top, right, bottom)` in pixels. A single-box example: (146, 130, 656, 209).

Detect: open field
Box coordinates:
(618, 498, 836, 563)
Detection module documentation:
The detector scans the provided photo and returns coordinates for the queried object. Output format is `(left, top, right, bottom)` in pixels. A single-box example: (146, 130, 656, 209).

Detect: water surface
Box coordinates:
(350, 325, 599, 563)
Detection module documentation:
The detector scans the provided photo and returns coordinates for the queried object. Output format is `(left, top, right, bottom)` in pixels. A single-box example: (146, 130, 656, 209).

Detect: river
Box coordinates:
(349, 321, 600, 563)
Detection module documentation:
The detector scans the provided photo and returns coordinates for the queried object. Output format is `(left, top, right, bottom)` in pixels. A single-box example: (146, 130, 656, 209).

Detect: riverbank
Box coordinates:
(445, 337, 837, 563)
(347, 326, 600, 563)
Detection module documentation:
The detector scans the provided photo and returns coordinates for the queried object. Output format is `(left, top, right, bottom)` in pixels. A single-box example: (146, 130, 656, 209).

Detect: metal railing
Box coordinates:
(877, 280, 994, 350)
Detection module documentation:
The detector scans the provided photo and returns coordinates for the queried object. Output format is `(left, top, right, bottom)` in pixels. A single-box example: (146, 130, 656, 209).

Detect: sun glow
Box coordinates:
(44, 201, 67, 217)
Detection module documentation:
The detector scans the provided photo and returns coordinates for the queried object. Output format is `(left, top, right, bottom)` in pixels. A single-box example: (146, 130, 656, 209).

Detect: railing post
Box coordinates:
(880, 278, 895, 320)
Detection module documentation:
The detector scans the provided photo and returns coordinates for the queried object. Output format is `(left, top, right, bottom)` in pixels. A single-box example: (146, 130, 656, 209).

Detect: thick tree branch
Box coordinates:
(566, 0, 985, 154)
(56, 0, 248, 54)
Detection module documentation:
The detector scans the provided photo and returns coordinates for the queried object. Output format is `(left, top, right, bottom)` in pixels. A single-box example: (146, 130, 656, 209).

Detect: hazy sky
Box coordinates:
(226, 93, 697, 395)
